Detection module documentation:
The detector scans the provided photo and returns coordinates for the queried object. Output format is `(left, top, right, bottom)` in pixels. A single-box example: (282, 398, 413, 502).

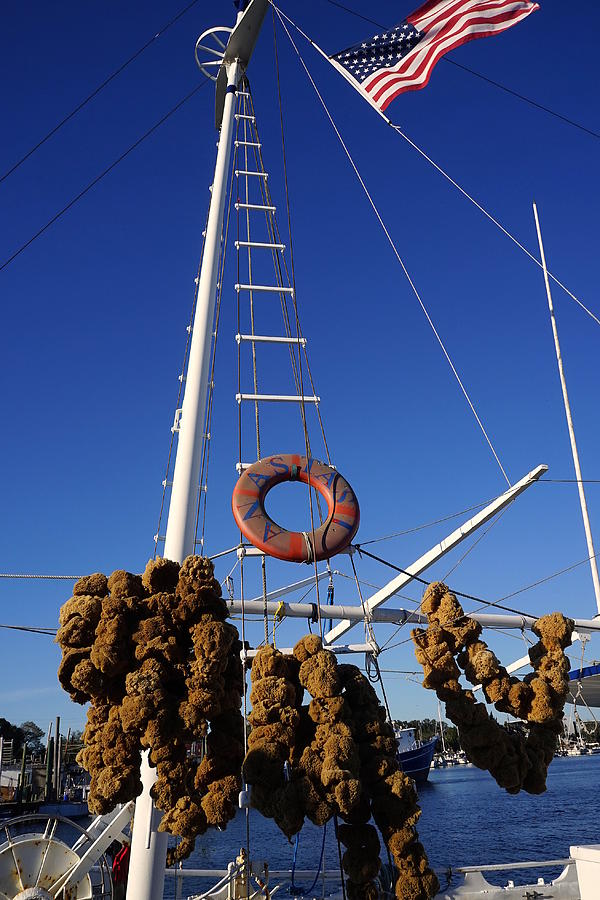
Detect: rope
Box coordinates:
(349, 554, 376, 646)
(0, 573, 80, 580)
(272, 19, 325, 634)
(289, 824, 327, 895)
(274, 4, 600, 332)
(274, 8, 510, 487)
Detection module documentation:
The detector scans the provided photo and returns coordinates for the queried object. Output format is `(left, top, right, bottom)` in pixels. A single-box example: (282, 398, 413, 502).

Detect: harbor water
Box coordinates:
(167, 754, 600, 897)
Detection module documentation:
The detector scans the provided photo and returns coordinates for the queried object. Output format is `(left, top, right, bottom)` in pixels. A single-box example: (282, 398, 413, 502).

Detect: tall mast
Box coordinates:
(533, 202, 600, 615)
(127, 5, 268, 900)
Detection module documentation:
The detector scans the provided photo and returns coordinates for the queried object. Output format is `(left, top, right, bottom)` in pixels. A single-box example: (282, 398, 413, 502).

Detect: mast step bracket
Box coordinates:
(235, 283, 293, 294)
(236, 393, 320, 404)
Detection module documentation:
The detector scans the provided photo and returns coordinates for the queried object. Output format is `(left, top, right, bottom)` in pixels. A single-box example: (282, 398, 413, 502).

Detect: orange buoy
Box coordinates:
(232, 454, 359, 563)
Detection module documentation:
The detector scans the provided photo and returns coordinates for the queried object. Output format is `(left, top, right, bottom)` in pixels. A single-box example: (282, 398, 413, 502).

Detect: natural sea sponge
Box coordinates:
(59, 594, 103, 627)
(58, 647, 93, 703)
(412, 582, 574, 797)
(299, 650, 341, 697)
(142, 557, 180, 594)
(293, 634, 323, 662)
(56, 614, 97, 648)
(73, 573, 109, 597)
(56, 556, 244, 863)
(107, 570, 145, 600)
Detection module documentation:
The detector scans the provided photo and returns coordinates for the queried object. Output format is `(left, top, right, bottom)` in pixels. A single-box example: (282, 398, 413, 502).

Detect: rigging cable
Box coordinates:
(273, 13, 326, 635)
(441, 504, 509, 581)
(0, 624, 57, 635)
(1, 0, 203, 185)
(0, 573, 80, 580)
(321, 0, 600, 142)
(275, 7, 511, 487)
(0, 79, 210, 274)
(273, 5, 600, 331)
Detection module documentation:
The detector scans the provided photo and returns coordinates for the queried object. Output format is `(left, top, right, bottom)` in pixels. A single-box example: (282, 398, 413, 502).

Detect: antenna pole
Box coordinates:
(533, 202, 600, 614)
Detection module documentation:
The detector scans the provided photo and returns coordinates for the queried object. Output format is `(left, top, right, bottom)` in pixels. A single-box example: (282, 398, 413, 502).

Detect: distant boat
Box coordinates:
(395, 728, 438, 783)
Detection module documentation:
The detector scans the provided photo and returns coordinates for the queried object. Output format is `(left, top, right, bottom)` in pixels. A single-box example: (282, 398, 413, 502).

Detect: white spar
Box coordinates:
(324, 463, 548, 644)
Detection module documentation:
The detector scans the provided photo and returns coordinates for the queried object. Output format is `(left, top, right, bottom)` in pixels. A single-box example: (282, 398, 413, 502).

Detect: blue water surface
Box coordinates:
(166, 755, 600, 896)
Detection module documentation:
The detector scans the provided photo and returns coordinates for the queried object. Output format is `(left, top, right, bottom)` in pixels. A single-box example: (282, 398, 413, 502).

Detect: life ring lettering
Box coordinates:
(231, 454, 360, 563)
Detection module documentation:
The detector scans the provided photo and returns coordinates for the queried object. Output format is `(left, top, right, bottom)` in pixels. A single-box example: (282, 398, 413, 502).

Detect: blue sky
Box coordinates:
(1, 0, 599, 734)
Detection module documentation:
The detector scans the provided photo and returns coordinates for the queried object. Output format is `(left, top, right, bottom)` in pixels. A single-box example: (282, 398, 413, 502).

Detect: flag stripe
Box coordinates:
(330, 0, 539, 112)
(364, 2, 535, 94)
(409, 0, 485, 31)
(376, 9, 536, 108)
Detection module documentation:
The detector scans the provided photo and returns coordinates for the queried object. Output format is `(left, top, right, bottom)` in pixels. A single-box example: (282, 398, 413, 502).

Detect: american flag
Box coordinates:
(331, 0, 540, 112)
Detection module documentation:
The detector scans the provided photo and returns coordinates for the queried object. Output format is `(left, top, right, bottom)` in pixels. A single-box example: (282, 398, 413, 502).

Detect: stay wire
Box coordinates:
(321, 0, 600, 142)
(0, 623, 57, 635)
(274, 8, 511, 487)
(354, 545, 540, 620)
(0, 79, 210, 274)
(358, 496, 496, 545)
(273, 11, 324, 634)
(441, 504, 508, 581)
(274, 5, 600, 331)
(0, 0, 203, 186)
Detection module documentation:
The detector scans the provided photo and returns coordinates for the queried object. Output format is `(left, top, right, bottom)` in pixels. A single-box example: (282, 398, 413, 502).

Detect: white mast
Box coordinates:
(532, 202, 600, 615)
(127, 5, 268, 900)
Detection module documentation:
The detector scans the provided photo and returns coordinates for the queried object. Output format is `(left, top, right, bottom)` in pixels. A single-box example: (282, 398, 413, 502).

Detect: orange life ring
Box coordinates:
(232, 454, 360, 563)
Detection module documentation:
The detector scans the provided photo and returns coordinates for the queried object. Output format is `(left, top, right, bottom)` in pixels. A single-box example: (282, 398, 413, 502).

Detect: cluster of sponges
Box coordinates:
(56, 556, 244, 863)
(340, 663, 439, 900)
(241, 645, 305, 838)
(295, 636, 365, 825)
(412, 582, 574, 794)
(242, 637, 439, 900)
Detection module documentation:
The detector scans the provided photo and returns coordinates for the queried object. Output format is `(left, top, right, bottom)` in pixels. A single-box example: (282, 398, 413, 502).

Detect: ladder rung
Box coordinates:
(237, 91, 251, 97)
(236, 393, 320, 404)
(235, 170, 268, 178)
(236, 334, 306, 346)
(235, 202, 275, 212)
(235, 284, 293, 294)
(235, 240, 285, 251)
(235, 114, 256, 121)
(235, 140, 261, 148)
